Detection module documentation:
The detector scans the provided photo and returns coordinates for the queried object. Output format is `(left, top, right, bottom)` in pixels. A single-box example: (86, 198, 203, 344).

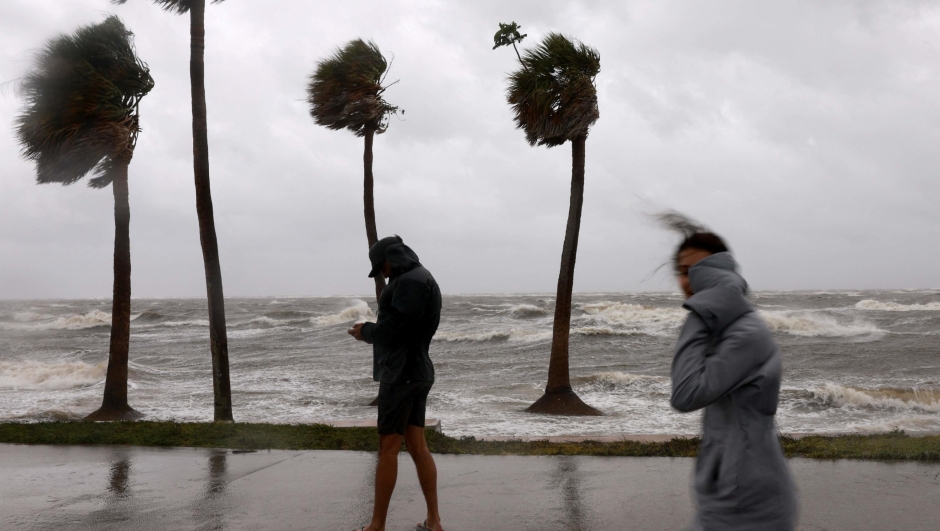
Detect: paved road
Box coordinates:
(1, 444, 937, 530)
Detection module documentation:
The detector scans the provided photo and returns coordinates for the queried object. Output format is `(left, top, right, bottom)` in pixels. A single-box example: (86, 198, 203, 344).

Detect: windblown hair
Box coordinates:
(307, 39, 399, 137)
(656, 211, 730, 266)
(507, 33, 600, 147)
(15, 15, 154, 188)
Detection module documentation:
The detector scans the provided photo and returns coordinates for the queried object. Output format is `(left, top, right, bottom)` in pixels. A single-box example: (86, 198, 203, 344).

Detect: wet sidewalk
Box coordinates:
(1, 444, 938, 530)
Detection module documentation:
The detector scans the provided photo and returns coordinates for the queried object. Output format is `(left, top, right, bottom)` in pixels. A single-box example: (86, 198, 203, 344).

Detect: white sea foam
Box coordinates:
(578, 302, 686, 336)
(588, 371, 669, 387)
(435, 328, 551, 343)
(12, 312, 47, 322)
(855, 299, 940, 311)
(312, 300, 374, 326)
(810, 383, 940, 412)
(757, 310, 883, 338)
(507, 304, 550, 318)
(0, 310, 113, 331)
(572, 326, 641, 336)
(0, 360, 106, 390)
(248, 316, 286, 327)
(161, 319, 210, 327)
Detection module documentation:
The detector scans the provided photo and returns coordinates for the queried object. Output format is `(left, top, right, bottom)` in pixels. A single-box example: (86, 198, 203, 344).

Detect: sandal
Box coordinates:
(416, 521, 443, 531)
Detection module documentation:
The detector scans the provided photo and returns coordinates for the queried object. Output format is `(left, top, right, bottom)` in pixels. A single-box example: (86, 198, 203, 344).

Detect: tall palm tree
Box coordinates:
(15, 15, 154, 421)
(307, 39, 400, 304)
(114, 0, 233, 422)
(498, 30, 603, 415)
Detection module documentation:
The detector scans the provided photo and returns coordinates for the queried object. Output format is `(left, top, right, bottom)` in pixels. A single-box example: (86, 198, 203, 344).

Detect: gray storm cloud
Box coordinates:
(1, 0, 938, 299)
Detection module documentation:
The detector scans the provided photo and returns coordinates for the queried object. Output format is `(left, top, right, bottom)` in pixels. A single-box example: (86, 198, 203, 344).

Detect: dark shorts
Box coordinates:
(377, 381, 433, 436)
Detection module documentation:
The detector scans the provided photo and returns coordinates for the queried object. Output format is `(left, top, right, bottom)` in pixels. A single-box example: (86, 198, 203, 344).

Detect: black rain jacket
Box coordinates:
(360, 243, 441, 384)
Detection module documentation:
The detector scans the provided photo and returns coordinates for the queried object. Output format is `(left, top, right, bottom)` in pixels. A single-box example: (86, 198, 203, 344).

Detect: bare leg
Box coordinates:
(365, 434, 402, 531)
(405, 425, 442, 531)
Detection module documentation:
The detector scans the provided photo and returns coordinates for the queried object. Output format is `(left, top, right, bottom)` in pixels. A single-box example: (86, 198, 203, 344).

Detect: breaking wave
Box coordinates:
(573, 327, 641, 336)
(758, 310, 883, 338)
(809, 383, 940, 412)
(312, 301, 374, 326)
(0, 360, 107, 390)
(134, 309, 164, 321)
(587, 371, 669, 387)
(578, 302, 686, 336)
(435, 328, 551, 343)
(507, 304, 550, 318)
(855, 300, 940, 311)
(161, 319, 210, 327)
(0, 310, 113, 331)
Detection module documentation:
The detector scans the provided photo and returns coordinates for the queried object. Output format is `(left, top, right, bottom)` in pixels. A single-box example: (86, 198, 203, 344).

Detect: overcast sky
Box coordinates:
(1, 0, 939, 299)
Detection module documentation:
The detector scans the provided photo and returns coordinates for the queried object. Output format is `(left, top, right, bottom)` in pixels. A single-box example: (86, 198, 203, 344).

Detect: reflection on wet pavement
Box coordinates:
(1, 445, 938, 530)
(551, 457, 591, 530)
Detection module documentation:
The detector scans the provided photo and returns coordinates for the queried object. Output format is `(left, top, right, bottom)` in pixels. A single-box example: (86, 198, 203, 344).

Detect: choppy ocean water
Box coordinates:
(1, 291, 938, 437)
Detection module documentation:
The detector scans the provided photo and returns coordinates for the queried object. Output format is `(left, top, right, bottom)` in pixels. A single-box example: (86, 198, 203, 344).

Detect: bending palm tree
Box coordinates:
(114, 0, 233, 421)
(307, 39, 400, 304)
(498, 29, 603, 415)
(16, 15, 154, 421)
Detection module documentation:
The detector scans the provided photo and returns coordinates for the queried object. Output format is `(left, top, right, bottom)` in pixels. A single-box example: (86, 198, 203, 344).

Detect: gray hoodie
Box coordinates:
(672, 252, 797, 531)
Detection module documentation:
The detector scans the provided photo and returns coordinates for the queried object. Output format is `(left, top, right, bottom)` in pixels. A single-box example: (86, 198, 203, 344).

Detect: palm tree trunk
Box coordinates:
(191, 0, 233, 422)
(364, 126, 386, 303)
(526, 135, 601, 416)
(86, 158, 140, 421)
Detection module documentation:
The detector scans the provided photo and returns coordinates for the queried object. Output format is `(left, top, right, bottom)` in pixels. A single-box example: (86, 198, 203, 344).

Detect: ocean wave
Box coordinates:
(586, 371, 669, 387)
(435, 328, 551, 343)
(0, 310, 113, 331)
(810, 383, 940, 412)
(312, 300, 374, 326)
(578, 302, 686, 335)
(133, 309, 164, 321)
(161, 319, 210, 327)
(12, 311, 48, 323)
(0, 360, 107, 390)
(264, 310, 311, 319)
(757, 310, 883, 338)
(572, 326, 641, 336)
(855, 299, 940, 312)
(507, 304, 550, 318)
(247, 316, 288, 327)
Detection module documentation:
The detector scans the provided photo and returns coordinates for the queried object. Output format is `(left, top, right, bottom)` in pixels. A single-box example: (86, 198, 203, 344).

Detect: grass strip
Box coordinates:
(0, 422, 938, 462)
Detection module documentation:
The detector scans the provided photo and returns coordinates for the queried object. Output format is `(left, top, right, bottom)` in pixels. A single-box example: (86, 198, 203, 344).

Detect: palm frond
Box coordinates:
(507, 33, 600, 147)
(307, 39, 399, 137)
(111, 0, 226, 15)
(15, 15, 153, 187)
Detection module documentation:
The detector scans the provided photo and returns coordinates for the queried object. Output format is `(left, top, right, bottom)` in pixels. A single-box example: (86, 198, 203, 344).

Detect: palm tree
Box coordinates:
(114, 0, 233, 422)
(307, 39, 400, 304)
(15, 15, 154, 421)
(497, 29, 603, 415)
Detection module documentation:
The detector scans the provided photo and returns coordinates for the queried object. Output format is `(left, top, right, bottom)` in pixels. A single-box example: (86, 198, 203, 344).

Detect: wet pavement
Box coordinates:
(1, 444, 938, 530)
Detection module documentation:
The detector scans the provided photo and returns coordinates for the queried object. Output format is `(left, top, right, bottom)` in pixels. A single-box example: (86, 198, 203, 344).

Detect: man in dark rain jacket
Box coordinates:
(348, 235, 444, 531)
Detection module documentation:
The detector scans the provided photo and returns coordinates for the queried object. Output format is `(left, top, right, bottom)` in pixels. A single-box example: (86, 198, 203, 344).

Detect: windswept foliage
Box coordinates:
(15, 15, 154, 188)
(112, 0, 226, 15)
(507, 33, 600, 147)
(307, 39, 400, 137)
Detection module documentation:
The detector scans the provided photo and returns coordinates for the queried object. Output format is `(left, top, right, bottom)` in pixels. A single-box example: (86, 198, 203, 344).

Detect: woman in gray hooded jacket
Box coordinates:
(670, 231, 797, 531)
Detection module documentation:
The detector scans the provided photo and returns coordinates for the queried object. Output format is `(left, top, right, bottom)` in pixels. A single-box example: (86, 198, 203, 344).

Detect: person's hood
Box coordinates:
(385, 243, 421, 278)
(683, 252, 752, 333)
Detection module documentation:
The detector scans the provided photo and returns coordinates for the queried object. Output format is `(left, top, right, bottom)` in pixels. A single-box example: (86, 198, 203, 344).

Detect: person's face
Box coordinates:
(380, 261, 392, 279)
(676, 248, 713, 299)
